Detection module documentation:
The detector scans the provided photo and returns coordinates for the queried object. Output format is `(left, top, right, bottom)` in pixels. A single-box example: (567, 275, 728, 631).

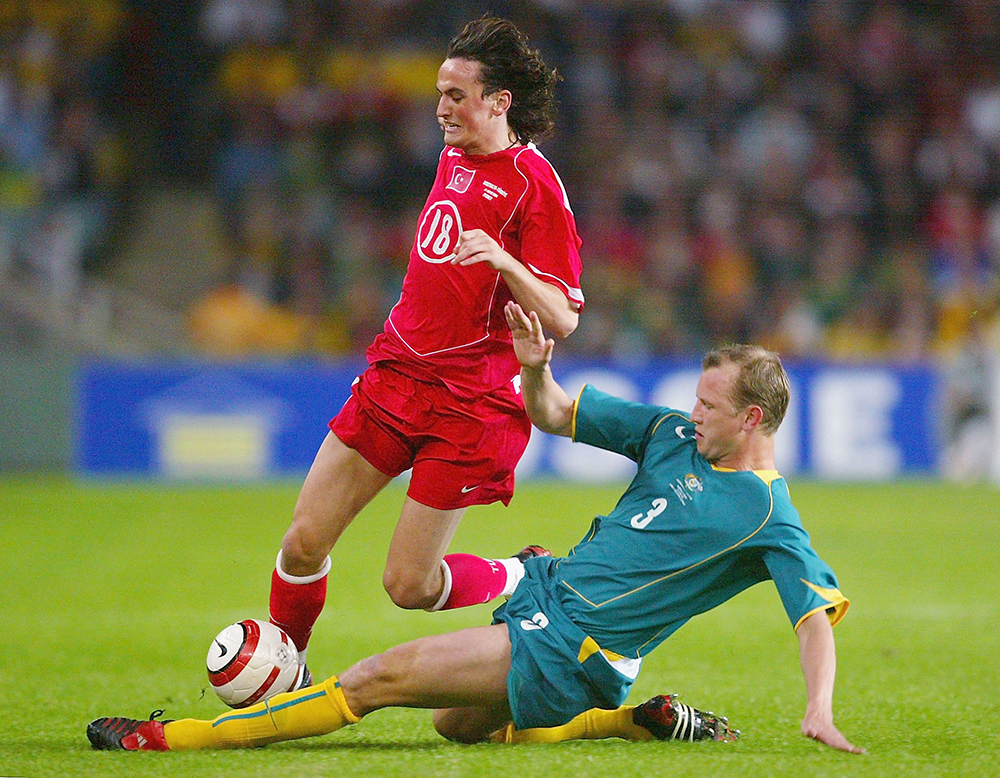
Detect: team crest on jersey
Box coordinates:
(446, 165, 476, 193)
(684, 474, 703, 493)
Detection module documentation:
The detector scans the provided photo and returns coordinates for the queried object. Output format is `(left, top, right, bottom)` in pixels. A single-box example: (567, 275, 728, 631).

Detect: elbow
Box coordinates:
(535, 421, 571, 438)
(549, 309, 579, 340)
(530, 407, 574, 438)
(532, 419, 562, 436)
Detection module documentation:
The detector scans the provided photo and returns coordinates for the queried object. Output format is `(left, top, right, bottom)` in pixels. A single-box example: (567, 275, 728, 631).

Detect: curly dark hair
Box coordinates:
(446, 15, 560, 143)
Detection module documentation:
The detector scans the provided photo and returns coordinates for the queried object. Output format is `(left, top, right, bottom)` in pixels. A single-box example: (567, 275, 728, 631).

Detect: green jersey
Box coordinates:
(540, 385, 849, 659)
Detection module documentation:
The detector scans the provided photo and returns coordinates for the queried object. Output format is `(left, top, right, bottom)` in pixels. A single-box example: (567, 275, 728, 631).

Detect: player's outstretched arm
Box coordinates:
(797, 611, 866, 754)
(505, 301, 573, 437)
(456, 230, 579, 339)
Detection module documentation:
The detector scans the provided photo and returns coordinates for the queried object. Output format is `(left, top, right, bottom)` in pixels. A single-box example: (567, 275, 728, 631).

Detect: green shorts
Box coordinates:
(492, 562, 636, 730)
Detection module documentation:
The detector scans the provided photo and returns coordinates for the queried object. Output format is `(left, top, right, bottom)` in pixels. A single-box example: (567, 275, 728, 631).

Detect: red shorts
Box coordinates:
(330, 363, 531, 510)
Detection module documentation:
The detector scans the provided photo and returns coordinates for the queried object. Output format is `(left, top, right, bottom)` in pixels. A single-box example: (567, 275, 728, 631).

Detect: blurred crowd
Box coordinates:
(0, 1, 126, 316)
(3, 0, 1000, 364)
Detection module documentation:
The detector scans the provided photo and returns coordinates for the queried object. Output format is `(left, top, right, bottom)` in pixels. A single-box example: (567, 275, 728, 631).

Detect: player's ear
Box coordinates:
(492, 89, 512, 116)
(744, 405, 764, 431)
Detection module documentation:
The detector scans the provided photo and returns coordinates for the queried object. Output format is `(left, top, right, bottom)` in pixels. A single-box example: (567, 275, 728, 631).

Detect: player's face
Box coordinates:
(690, 364, 746, 466)
(436, 57, 509, 155)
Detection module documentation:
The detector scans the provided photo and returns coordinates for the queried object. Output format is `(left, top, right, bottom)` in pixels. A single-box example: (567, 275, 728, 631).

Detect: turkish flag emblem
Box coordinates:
(447, 166, 476, 193)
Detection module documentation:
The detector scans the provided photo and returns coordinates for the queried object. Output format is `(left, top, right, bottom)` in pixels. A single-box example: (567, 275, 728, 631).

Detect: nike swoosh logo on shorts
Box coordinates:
(461, 485, 480, 493)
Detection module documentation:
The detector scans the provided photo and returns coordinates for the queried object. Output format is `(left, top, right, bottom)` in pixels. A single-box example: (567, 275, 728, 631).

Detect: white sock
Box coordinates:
(275, 549, 332, 584)
(498, 557, 525, 597)
(424, 559, 453, 612)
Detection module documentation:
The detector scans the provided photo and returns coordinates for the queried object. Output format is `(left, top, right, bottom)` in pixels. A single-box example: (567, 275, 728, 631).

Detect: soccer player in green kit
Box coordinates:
(88, 301, 863, 754)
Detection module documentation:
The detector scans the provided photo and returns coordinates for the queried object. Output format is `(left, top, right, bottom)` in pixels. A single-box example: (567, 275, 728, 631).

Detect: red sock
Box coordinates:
(268, 557, 329, 653)
(438, 553, 508, 610)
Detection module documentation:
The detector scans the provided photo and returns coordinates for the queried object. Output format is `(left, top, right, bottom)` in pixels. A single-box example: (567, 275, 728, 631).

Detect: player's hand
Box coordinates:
(505, 301, 553, 370)
(453, 229, 515, 271)
(801, 712, 866, 754)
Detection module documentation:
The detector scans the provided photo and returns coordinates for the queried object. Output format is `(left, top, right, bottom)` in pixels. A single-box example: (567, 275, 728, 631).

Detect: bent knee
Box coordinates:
(280, 524, 332, 574)
(433, 708, 502, 743)
(382, 566, 441, 610)
(433, 711, 477, 743)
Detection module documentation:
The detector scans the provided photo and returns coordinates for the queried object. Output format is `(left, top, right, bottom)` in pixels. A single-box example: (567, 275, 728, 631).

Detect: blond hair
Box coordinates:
(702, 344, 790, 435)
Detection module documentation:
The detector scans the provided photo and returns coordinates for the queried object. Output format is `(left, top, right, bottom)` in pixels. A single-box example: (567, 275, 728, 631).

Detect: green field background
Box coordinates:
(1, 476, 997, 776)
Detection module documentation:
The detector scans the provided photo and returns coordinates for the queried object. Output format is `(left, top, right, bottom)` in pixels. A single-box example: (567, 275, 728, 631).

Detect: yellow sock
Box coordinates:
(163, 676, 361, 750)
(492, 705, 654, 744)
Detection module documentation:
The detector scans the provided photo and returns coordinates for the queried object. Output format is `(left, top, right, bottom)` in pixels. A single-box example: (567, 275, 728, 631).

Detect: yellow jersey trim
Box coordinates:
(794, 580, 850, 630)
(578, 635, 629, 667)
(570, 385, 586, 440)
(710, 465, 782, 484)
(578, 636, 600, 663)
(561, 478, 780, 656)
(649, 411, 692, 438)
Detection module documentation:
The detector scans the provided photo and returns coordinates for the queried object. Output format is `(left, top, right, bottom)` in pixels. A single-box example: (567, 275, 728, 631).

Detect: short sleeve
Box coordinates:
(573, 385, 677, 462)
(764, 533, 850, 631)
(516, 148, 584, 309)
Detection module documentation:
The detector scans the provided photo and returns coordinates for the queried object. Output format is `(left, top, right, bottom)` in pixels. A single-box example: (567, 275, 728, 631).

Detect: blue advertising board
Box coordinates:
(76, 359, 364, 478)
(75, 357, 941, 480)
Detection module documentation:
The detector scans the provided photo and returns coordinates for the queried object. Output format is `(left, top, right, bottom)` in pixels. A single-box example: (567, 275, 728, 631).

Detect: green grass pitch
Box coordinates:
(1, 475, 997, 776)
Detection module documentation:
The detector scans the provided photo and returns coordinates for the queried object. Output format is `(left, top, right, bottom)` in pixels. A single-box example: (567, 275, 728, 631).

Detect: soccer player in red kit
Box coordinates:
(269, 16, 584, 685)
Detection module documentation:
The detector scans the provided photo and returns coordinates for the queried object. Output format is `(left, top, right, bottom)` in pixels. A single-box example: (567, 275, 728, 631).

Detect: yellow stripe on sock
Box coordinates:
(164, 676, 359, 750)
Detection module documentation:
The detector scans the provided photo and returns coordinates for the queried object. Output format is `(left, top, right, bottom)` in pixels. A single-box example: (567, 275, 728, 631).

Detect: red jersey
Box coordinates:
(367, 143, 584, 398)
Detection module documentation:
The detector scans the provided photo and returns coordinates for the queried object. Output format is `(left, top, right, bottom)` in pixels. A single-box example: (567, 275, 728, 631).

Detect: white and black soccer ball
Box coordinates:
(207, 619, 301, 708)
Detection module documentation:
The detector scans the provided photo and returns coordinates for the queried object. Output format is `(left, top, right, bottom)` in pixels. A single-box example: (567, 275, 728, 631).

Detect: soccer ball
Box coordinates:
(207, 619, 301, 708)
